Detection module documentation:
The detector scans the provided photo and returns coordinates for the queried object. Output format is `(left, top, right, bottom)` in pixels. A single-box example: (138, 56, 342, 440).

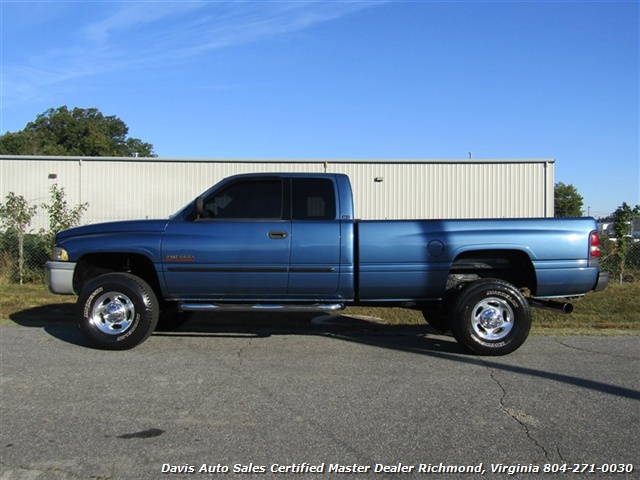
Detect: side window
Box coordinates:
(203, 179, 283, 219)
(292, 178, 336, 220)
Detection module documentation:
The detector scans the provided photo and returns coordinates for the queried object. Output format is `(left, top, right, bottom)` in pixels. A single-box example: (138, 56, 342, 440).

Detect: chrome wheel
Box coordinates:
(89, 291, 136, 335)
(450, 278, 531, 356)
(78, 273, 159, 350)
(471, 298, 514, 341)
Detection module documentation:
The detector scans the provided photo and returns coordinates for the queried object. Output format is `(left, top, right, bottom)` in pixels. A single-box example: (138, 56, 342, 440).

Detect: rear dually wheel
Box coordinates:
(450, 278, 531, 356)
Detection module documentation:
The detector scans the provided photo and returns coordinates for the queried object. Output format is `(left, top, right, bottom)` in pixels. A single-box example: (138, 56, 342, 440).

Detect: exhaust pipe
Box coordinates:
(529, 299, 574, 315)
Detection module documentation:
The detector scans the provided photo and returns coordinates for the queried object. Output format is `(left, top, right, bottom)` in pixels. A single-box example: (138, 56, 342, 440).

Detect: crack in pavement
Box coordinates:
(236, 338, 251, 365)
(486, 366, 556, 461)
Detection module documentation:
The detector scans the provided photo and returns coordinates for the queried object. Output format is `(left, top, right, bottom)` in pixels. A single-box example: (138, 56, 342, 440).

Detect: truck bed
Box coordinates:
(356, 217, 600, 301)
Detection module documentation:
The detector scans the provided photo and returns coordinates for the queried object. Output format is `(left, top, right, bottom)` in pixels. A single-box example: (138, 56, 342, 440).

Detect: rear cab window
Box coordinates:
(291, 178, 336, 220)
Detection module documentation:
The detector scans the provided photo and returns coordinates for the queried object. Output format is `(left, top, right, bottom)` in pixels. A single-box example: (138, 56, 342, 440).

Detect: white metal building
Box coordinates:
(1, 156, 554, 230)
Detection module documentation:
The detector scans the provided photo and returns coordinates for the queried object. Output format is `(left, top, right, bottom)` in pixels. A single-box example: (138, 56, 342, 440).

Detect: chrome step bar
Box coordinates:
(179, 303, 345, 313)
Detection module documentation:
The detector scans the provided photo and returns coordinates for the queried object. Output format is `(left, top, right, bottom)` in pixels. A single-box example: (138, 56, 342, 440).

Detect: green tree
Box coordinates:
(0, 106, 156, 157)
(554, 182, 584, 217)
(0, 193, 38, 285)
(610, 202, 640, 282)
(40, 184, 89, 253)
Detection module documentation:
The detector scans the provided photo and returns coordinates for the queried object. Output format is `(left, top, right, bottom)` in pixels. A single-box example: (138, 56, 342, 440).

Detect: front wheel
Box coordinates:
(77, 273, 159, 350)
(450, 279, 531, 356)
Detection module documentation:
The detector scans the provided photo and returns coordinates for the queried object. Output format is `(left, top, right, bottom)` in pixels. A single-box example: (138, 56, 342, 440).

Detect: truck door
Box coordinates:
(162, 177, 291, 298)
(288, 177, 341, 295)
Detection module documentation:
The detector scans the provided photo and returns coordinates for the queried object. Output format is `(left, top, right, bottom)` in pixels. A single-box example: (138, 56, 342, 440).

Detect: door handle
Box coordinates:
(268, 230, 288, 239)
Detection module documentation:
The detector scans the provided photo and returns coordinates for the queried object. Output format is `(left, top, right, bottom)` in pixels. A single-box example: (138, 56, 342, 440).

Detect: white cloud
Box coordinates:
(82, 1, 208, 45)
(3, 1, 385, 106)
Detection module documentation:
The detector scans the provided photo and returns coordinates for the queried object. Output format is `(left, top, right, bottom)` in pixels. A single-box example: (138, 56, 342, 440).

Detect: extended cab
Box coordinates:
(46, 173, 608, 355)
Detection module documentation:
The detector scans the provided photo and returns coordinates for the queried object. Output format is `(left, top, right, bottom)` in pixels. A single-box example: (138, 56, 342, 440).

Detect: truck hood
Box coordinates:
(56, 219, 170, 240)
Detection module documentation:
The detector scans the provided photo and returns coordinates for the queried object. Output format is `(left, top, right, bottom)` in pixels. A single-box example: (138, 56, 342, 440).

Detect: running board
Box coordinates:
(178, 303, 345, 313)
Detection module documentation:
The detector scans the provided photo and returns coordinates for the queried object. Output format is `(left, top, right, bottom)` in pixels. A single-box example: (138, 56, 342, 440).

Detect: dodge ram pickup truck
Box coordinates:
(46, 173, 608, 355)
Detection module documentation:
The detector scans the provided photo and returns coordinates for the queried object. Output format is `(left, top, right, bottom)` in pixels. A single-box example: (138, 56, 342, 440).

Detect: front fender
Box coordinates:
(59, 232, 163, 263)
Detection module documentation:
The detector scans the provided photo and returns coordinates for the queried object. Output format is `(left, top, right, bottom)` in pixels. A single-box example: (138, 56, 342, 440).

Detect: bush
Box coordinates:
(628, 242, 640, 269)
(1, 184, 86, 285)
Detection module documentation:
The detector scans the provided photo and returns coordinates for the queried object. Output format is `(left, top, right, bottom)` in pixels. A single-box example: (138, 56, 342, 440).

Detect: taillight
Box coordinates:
(589, 231, 600, 266)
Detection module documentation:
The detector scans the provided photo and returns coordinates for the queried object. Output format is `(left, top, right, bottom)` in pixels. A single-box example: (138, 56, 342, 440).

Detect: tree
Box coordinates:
(0, 106, 156, 157)
(610, 202, 640, 282)
(0, 193, 38, 285)
(554, 182, 584, 217)
(40, 184, 89, 253)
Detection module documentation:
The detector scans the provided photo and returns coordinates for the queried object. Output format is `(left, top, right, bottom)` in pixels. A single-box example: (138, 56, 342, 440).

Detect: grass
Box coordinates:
(0, 283, 76, 323)
(528, 284, 640, 335)
(346, 282, 640, 335)
(1, 282, 638, 335)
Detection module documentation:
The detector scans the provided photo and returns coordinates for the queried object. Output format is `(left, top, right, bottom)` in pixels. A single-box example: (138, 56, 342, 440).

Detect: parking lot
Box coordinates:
(1, 311, 639, 479)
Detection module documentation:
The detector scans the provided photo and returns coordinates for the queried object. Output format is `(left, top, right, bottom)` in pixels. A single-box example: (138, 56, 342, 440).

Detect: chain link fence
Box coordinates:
(0, 230, 51, 284)
(600, 236, 640, 283)
(1, 225, 639, 286)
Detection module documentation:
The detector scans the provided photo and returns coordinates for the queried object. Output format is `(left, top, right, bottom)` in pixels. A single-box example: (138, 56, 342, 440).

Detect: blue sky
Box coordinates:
(1, 0, 638, 217)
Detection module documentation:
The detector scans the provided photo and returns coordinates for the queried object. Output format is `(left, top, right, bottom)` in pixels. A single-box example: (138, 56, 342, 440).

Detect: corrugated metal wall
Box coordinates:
(0, 156, 554, 229)
(333, 161, 552, 219)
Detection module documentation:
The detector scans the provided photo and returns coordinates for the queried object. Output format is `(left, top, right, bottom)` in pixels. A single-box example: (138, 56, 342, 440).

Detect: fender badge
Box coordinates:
(164, 255, 195, 263)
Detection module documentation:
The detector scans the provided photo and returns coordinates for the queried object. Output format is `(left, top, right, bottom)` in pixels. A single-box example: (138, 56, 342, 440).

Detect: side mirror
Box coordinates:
(195, 196, 205, 219)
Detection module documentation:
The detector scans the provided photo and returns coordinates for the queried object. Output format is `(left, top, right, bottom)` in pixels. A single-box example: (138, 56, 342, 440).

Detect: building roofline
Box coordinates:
(0, 155, 556, 164)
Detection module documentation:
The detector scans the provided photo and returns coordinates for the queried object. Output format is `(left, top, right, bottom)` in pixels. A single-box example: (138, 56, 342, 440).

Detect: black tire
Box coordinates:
(77, 273, 159, 350)
(450, 278, 531, 356)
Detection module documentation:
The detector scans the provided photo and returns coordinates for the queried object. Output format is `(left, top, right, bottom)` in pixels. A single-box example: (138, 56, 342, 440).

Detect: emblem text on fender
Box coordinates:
(164, 255, 195, 263)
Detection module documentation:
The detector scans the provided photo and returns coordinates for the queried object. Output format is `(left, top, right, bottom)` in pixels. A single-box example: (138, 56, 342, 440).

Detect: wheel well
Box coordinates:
(449, 250, 537, 295)
(73, 253, 161, 297)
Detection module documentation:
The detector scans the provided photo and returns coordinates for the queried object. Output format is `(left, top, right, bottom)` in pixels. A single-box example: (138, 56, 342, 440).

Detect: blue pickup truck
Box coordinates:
(46, 173, 608, 355)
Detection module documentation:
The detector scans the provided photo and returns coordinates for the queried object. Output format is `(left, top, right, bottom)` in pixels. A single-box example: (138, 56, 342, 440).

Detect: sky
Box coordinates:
(1, 0, 638, 218)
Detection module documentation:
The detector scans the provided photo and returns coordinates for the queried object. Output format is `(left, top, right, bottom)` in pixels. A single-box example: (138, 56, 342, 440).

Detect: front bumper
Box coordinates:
(45, 261, 76, 295)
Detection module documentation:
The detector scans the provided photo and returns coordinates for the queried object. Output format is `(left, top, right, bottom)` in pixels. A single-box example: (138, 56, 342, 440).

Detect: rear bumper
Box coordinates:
(594, 270, 609, 292)
(45, 261, 76, 295)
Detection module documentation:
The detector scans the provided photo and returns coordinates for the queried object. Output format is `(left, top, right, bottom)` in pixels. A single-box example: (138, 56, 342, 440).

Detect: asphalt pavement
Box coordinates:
(1, 312, 638, 480)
